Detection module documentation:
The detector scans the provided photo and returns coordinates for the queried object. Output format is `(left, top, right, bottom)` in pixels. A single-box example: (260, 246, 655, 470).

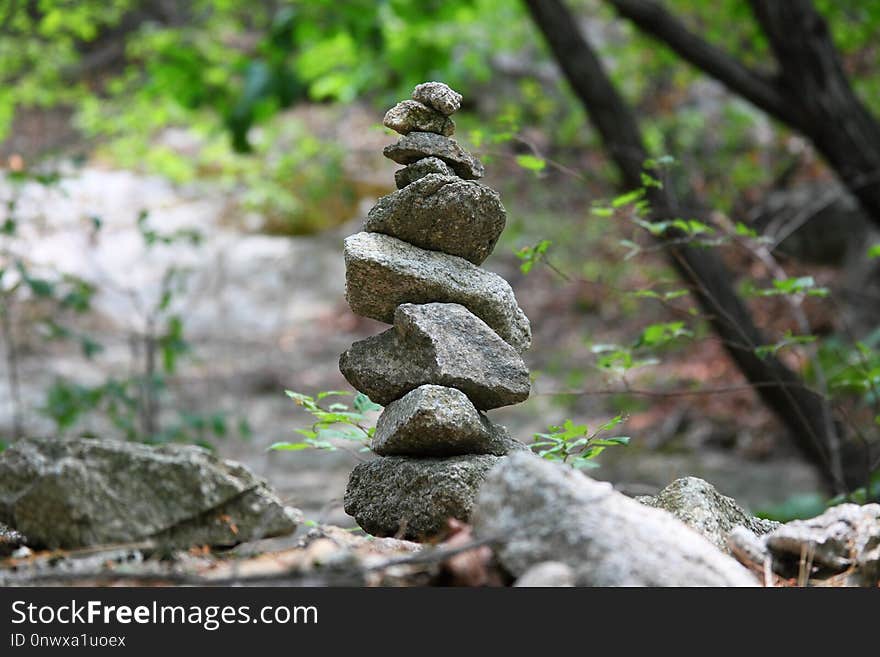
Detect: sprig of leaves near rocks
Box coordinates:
(270, 390, 382, 453)
(276, 388, 629, 470)
(530, 415, 630, 470)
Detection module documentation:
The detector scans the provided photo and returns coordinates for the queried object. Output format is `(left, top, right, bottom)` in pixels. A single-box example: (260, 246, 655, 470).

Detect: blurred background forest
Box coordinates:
(2, 0, 879, 527)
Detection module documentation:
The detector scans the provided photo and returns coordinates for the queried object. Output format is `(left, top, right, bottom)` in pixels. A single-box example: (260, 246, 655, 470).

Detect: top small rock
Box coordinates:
(412, 81, 462, 116)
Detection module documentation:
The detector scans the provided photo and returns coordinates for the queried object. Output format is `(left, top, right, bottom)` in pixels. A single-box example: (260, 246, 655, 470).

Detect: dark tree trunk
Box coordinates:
(606, 0, 880, 227)
(522, 0, 871, 492)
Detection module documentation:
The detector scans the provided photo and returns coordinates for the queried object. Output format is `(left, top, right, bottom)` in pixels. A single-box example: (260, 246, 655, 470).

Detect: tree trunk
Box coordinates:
(522, 0, 868, 492)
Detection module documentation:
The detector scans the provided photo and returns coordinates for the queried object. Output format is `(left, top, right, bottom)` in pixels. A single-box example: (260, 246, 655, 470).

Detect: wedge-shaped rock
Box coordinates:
(344, 232, 530, 351)
(0, 437, 301, 549)
(384, 132, 484, 180)
(365, 175, 505, 265)
(383, 100, 455, 136)
(339, 303, 530, 410)
(372, 384, 527, 456)
(412, 81, 462, 115)
(344, 454, 501, 540)
(394, 157, 455, 189)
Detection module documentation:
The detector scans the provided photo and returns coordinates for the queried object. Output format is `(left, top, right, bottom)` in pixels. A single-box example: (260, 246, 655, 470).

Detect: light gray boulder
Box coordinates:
(364, 174, 506, 265)
(383, 100, 455, 136)
(412, 81, 463, 115)
(472, 453, 757, 586)
(384, 132, 484, 180)
(339, 303, 530, 410)
(344, 454, 501, 540)
(638, 477, 779, 553)
(0, 437, 301, 549)
(394, 157, 456, 189)
(372, 384, 527, 456)
(343, 232, 531, 352)
(513, 561, 576, 587)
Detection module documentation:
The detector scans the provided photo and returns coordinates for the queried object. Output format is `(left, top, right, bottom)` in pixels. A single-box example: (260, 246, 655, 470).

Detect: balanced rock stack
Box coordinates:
(340, 82, 532, 540)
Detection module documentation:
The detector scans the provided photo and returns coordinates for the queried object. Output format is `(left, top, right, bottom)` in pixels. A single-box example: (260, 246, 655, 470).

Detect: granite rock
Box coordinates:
(343, 232, 531, 352)
(411, 81, 462, 115)
(383, 100, 455, 136)
(384, 132, 484, 180)
(394, 157, 456, 189)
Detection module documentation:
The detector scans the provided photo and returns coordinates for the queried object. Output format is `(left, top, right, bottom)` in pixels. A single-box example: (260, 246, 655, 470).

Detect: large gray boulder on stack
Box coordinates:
(344, 454, 501, 540)
(412, 81, 463, 115)
(344, 232, 531, 352)
(340, 303, 530, 409)
(372, 384, 526, 456)
(394, 157, 455, 189)
(472, 453, 757, 586)
(383, 100, 455, 136)
(365, 174, 506, 265)
(638, 477, 779, 553)
(0, 437, 301, 549)
(384, 132, 484, 180)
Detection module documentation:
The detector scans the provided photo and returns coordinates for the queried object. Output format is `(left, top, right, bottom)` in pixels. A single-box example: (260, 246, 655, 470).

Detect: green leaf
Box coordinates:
(515, 154, 546, 173)
(268, 441, 313, 451)
(868, 244, 880, 259)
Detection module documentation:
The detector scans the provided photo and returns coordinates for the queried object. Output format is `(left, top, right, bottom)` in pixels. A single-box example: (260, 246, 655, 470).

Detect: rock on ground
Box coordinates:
(394, 157, 456, 189)
(638, 476, 779, 553)
(383, 100, 455, 136)
(344, 232, 531, 352)
(384, 132, 484, 180)
(372, 384, 527, 456)
(0, 437, 301, 549)
(472, 453, 757, 586)
(411, 81, 463, 115)
(344, 454, 502, 540)
(364, 174, 506, 265)
(513, 561, 575, 587)
(0, 522, 26, 557)
(339, 303, 530, 409)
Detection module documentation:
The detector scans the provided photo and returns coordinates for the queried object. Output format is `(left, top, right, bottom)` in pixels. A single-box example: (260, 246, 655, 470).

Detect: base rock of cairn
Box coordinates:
(339, 82, 533, 540)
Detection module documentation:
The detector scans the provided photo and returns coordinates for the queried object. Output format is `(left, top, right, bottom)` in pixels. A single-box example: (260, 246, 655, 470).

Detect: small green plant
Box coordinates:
(269, 390, 381, 453)
(530, 415, 630, 469)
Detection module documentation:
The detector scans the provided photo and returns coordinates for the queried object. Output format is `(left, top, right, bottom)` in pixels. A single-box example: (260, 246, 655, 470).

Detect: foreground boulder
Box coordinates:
(364, 174, 506, 265)
(638, 477, 779, 553)
(344, 232, 531, 352)
(344, 454, 502, 540)
(0, 437, 301, 549)
(472, 453, 757, 586)
(339, 303, 530, 409)
(371, 385, 526, 456)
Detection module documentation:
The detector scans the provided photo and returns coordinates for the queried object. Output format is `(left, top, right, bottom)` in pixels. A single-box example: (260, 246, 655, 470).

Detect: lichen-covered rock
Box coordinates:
(0, 521, 26, 556)
(412, 81, 462, 115)
(0, 437, 301, 549)
(383, 100, 455, 136)
(394, 157, 456, 189)
(472, 453, 757, 586)
(372, 384, 526, 456)
(344, 454, 501, 540)
(339, 303, 530, 410)
(364, 174, 505, 265)
(384, 132, 484, 180)
(638, 477, 779, 553)
(344, 232, 531, 352)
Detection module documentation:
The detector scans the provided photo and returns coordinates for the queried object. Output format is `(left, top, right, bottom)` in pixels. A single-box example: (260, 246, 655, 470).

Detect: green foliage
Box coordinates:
(270, 390, 381, 453)
(530, 415, 630, 469)
(741, 276, 829, 299)
(514, 239, 552, 274)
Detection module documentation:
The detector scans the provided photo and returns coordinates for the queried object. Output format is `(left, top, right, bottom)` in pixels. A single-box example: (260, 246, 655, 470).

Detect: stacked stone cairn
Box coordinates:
(340, 82, 532, 541)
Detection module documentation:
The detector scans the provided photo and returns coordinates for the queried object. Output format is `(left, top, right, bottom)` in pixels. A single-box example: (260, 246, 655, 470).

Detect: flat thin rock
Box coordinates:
(0, 437, 301, 549)
(394, 157, 456, 189)
(383, 100, 455, 136)
(472, 453, 758, 586)
(384, 132, 484, 180)
(344, 232, 531, 352)
(638, 477, 779, 553)
(344, 454, 502, 540)
(372, 384, 527, 456)
(412, 81, 462, 115)
(365, 174, 505, 265)
(340, 303, 530, 410)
